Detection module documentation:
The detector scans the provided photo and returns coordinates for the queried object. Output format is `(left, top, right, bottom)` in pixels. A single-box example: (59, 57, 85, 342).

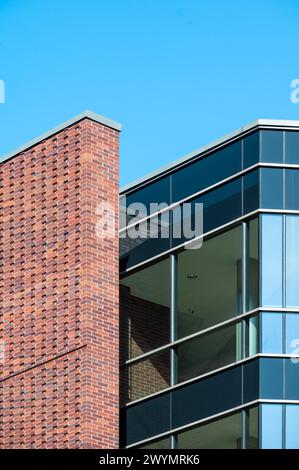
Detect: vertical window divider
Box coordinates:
(242, 221, 248, 359)
(170, 254, 177, 449)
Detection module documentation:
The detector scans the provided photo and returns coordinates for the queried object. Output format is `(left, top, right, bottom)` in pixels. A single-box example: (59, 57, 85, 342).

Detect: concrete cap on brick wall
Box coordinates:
(0, 110, 122, 165)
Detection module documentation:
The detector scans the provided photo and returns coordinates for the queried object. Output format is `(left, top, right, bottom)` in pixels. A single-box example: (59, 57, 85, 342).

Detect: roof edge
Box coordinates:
(120, 118, 299, 194)
(0, 110, 122, 165)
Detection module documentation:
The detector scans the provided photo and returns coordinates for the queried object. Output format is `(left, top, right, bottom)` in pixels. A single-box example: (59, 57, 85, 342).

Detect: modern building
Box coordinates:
(1, 112, 299, 449)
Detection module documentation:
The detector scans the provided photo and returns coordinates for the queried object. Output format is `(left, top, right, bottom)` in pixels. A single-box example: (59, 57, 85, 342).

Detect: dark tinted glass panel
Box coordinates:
(285, 131, 299, 164)
(172, 177, 242, 249)
(260, 168, 283, 209)
(202, 178, 242, 234)
(120, 258, 170, 360)
(243, 170, 259, 214)
(124, 177, 170, 225)
(177, 225, 242, 339)
(243, 132, 259, 169)
(172, 365, 242, 429)
(259, 358, 283, 399)
(286, 170, 299, 210)
(177, 412, 242, 449)
(121, 350, 170, 405)
(120, 216, 171, 271)
(177, 323, 241, 383)
(123, 392, 171, 446)
(285, 359, 299, 400)
(248, 406, 259, 449)
(260, 131, 283, 163)
(243, 359, 259, 403)
(172, 141, 242, 203)
(248, 218, 259, 311)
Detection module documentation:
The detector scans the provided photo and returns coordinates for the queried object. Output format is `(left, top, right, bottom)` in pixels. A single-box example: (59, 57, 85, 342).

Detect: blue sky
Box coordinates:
(0, 0, 299, 186)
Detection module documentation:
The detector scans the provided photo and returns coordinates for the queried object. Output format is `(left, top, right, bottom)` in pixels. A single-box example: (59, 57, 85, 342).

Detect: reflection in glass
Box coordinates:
(261, 214, 283, 307)
(177, 225, 242, 338)
(177, 323, 241, 383)
(286, 313, 299, 354)
(177, 412, 242, 449)
(121, 350, 170, 404)
(261, 313, 282, 354)
(260, 404, 283, 449)
(286, 405, 299, 449)
(285, 170, 299, 210)
(285, 131, 299, 164)
(286, 216, 299, 307)
(260, 131, 283, 163)
(120, 258, 170, 360)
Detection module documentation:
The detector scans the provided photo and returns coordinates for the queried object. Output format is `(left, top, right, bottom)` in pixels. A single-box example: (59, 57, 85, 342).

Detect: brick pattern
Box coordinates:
(0, 118, 119, 448)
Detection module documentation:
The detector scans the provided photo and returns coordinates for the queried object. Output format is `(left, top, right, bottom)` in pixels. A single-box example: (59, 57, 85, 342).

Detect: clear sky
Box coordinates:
(0, 0, 299, 186)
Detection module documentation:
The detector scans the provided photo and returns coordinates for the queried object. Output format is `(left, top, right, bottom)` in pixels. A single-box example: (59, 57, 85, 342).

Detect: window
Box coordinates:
(172, 141, 242, 203)
(285, 405, 299, 449)
(176, 322, 242, 383)
(285, 131, 299, 164)
(286, 216, 299, 307)
(243, 132, 259, 169)
(120, 258, 170, 360)
(121, 350, 170, 404)
(285, 313, 299, 355)
(260, 168, 283, 209)
(248, 217, 259, 310)
(260, 313, 283, 354)
(177, 412, 242, 449)
(139, 437, 171, 449)
(260, 131, 283, 163)
(124, 176, 170, 225)
(243, 170, 259, 215)
(260, 404, 283, 449)
(261, 214, 283, 307)
(248, 406, 259, 449)
(177, 225, 242, 339)
(285, 170, 299, 210)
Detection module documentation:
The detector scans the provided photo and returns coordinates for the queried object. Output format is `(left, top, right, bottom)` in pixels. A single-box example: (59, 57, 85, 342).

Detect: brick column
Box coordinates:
(0, 113, 120, 448)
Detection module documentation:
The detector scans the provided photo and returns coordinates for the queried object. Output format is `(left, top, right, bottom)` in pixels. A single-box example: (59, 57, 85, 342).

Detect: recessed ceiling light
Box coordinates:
(187, 274, 198, 279)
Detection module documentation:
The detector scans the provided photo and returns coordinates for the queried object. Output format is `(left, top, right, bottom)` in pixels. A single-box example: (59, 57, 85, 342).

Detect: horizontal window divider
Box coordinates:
(120, 162, 299, 234)
(120, 209, 261, 276)
(125, 399, 261, 449)
(126, 397, 299, 448)
(120, 163, 262, 233)
(120, 209, 299, 276)
(123, 354, 262, 408)
(124, 351, 299, 409)
(122, 308, 260, 368)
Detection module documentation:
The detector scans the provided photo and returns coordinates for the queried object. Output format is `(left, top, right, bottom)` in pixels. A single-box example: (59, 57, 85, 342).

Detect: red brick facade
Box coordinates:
(0, 115, 120, 448)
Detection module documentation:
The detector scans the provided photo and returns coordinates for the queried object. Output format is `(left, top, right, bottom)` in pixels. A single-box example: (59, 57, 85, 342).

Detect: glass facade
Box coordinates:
(120, 127, 299, 449)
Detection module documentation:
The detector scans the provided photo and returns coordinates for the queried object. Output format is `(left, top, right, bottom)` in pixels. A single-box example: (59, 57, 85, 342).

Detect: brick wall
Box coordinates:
(0, 116, 120, 448)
